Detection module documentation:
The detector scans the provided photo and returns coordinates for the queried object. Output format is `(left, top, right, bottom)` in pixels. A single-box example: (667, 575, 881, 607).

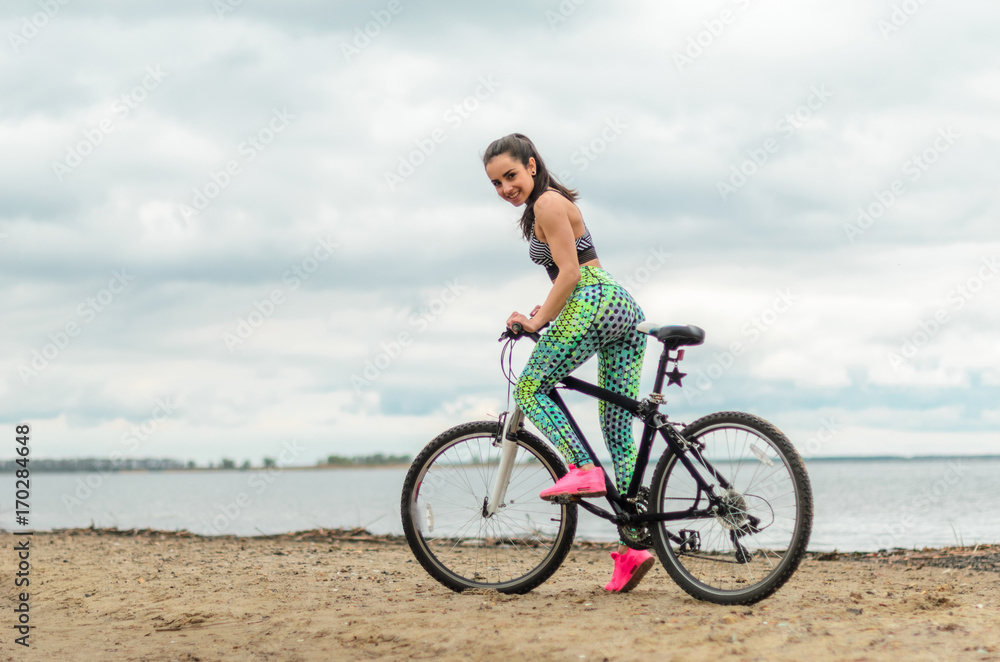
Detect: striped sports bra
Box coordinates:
(528, 223, 598, 282)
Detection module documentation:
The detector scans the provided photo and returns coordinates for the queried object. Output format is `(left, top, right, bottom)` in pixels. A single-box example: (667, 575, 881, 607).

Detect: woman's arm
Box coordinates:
(507, 193, 581, 333)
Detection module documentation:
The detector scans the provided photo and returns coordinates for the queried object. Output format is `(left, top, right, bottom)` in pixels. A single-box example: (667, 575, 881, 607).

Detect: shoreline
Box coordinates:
(14, 525, 1000, 564)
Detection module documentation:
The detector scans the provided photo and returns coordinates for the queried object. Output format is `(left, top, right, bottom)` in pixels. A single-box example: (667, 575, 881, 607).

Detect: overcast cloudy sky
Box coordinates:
(2, 0, 997, 466)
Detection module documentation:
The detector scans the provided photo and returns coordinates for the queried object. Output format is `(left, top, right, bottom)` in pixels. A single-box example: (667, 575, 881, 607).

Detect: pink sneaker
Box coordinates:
(539, 464, 607, 501)
(604, 548, 655, 592)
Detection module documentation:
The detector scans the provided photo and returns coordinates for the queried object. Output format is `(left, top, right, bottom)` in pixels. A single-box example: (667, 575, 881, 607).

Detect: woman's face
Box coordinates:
(485, 153, 536, 207)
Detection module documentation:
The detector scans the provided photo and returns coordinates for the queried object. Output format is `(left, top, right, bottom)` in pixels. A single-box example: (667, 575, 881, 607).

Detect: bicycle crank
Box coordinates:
(617, 487, 654, 550)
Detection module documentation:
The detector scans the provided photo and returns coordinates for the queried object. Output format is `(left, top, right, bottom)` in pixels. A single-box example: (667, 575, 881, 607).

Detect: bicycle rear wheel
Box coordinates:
(401, 420, 577, 594)
(650, 411, 812, 604)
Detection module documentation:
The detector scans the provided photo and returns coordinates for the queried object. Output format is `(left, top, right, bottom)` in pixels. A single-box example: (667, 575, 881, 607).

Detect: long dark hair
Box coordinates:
(482, 133, 579, 241)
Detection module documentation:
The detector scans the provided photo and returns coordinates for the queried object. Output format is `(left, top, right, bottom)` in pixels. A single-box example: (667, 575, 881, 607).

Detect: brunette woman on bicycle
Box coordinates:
(483, 133, 654, 592)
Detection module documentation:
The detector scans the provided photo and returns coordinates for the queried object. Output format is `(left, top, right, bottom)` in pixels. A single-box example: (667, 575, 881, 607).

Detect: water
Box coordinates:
(7, 457, 998, 552)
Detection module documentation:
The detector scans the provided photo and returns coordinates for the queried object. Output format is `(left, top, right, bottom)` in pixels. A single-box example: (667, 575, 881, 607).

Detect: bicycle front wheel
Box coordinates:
(650, 411, 813, 604)
(401, 421, 578, 594)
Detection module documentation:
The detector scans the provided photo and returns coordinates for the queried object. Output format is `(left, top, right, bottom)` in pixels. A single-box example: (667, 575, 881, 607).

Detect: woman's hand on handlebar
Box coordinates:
(506, 312, 536, 334)
(506, 307, 542, 334)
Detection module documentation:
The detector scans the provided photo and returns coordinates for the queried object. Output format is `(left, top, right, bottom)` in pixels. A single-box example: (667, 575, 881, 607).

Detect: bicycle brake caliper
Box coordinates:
(493, 411, 508, 447)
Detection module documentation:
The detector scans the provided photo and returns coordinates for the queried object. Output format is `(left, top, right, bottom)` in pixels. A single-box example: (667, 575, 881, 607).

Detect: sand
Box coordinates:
(2, 528, 998, 661)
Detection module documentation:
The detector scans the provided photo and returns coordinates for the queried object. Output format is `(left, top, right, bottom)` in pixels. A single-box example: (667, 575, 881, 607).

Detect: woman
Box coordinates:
(482, 133, 654, 593)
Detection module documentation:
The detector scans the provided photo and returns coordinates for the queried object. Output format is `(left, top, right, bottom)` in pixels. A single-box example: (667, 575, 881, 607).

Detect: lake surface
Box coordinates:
(7, 457, 997, 552)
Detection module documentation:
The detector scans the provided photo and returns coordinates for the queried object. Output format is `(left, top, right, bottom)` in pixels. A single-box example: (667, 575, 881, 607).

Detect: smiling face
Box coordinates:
(485, 153, 536, 207)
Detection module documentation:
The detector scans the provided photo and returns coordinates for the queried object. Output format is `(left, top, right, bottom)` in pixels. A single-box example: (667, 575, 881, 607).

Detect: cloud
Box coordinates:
(1, 0, 997, 463)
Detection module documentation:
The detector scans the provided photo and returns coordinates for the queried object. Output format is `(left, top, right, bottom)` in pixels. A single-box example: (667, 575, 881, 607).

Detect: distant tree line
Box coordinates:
(0, 457, 188, 473)
(320, 453, 411, 466)
(1, 454, 413, 473)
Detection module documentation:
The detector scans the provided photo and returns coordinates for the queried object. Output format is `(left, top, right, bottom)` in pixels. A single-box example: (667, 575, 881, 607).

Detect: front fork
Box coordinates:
(484, 406, 524, 517)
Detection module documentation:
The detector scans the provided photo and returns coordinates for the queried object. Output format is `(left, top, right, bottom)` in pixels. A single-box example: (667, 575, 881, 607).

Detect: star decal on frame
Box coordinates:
(666, 366, 686, 387)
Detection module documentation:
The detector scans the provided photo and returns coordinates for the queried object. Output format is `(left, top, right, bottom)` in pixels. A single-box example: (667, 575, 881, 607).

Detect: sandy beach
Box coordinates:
(3, 528, 998, 661)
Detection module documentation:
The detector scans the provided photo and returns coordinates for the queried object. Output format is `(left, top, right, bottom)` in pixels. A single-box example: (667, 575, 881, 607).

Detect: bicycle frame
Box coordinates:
(492, 338, 735, 530)
(404, 326, 810, 600)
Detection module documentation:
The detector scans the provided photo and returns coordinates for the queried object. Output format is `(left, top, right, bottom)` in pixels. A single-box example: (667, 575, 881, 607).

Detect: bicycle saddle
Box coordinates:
(636, 322, 706, 347)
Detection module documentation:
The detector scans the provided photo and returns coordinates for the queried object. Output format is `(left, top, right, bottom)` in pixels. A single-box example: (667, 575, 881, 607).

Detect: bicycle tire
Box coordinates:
(401, 420, 578, 594)
(649, 411, 813, 605)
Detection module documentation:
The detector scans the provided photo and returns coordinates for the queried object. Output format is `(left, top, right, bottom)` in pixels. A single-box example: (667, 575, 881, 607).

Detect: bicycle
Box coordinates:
(400, 321, 813, 604)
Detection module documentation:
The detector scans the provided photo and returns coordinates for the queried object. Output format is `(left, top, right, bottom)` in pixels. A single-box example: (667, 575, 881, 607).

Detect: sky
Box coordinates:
(1, 0, 998, 467)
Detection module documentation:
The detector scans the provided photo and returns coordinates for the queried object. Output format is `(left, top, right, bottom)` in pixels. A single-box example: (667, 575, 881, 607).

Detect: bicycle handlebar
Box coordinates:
(498, 322, 541, 343)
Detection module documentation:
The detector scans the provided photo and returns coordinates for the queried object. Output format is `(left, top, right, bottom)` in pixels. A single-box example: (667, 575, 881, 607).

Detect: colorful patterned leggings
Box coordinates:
(514, 267, 646, 492)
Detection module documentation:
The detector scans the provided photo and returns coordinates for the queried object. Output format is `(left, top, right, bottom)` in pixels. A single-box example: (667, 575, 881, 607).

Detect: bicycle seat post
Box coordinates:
(637, 345, 685, 420)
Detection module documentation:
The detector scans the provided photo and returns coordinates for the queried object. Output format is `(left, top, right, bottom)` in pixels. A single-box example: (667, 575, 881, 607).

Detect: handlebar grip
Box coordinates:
(511, 322, 523, 335)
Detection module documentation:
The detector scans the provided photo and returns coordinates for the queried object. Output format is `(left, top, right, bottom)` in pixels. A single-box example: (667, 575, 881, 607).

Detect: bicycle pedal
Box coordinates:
(549, 494, 579, 504)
